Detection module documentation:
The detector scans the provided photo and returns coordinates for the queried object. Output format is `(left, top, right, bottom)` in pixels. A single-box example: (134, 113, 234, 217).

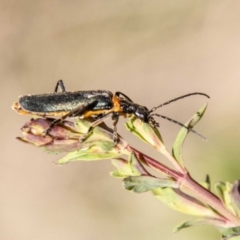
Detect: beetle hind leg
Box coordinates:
(79, 112, 120, 145)
(79, 113, 111, 143)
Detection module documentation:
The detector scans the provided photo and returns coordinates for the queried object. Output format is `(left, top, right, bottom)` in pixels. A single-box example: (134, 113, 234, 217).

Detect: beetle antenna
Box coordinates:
(149, 93, 210, 113)
(151, 113, 207, 140)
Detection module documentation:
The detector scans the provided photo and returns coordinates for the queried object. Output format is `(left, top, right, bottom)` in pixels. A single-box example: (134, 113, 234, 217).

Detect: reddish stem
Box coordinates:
(128, 146, 182, 179)
(127, 145, 240, 227)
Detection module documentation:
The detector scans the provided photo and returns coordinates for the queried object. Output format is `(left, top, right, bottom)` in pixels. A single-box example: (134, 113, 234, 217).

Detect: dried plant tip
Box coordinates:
(16, 118, 128, 160)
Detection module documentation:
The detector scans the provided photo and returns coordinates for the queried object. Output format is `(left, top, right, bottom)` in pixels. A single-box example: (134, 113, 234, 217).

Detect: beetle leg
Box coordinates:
(54, 80, 66, 93)
(43, 112, 72, 135)
(112, 113, 119, 145)
(115, 91, 133, 102)
(79, 113, 112, 142)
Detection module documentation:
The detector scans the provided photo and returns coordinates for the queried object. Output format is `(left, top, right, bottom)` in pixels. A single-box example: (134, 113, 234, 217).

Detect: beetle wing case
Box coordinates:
(13, 91, 113, 116)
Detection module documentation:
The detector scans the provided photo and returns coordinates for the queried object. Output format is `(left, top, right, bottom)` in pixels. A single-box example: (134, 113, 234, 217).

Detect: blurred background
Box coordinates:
(1, 1, 240, 239)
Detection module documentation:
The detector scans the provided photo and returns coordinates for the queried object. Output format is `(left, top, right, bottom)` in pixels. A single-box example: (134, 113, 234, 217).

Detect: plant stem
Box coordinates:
(128, 146, 182, 180)
(160, 147, 186, 173)
(182, 173, 240, 227)
(129, 146, 240, 227)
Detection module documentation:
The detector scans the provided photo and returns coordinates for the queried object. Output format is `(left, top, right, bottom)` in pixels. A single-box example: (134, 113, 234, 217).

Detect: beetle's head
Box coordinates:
(133, 105, 149, 123)
(134, 106, 160, 128)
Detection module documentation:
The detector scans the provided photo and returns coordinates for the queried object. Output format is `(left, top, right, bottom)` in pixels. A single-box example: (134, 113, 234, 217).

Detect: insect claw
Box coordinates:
(113, 134, 119, 146)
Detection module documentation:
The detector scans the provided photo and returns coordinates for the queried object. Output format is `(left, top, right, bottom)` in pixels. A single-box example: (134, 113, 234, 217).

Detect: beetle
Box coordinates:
(12, 80, 210, 144)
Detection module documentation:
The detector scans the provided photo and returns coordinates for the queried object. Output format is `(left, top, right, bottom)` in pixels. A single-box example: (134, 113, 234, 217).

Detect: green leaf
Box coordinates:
(172, 104, 208, 168)
(215, 182, 237, 216)
(215, 182, 226, 202)
(123, 176, 178, 193)
(75, 120, 114, 142)
(221, 226, 240, 240)
(230, 180, 240, 218)
(110, 153, 146, 178)
(175, 217, 226, 232)
(111, 158, 130, 178)
(74, 119, 91, 133)
(56, 140, 121, 164)
(152, 187, 218, 217)
(125, 117, 165, 150)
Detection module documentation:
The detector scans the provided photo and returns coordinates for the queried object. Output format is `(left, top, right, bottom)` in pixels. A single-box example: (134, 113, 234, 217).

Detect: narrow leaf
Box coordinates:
(172, 104, 208, 168)
(152, 187, 219, 217)
(125, 117, 165, 150)
(221, 226, 240, 240)
(123, 176, 178, 193)
(110, 153, 147, 178)
(230, 180, 240, 217)
(215, 182, 237, 215)
(175, 217, 227, 232)
(56, 141, 121, 164)
(110, 158, 131, 178)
